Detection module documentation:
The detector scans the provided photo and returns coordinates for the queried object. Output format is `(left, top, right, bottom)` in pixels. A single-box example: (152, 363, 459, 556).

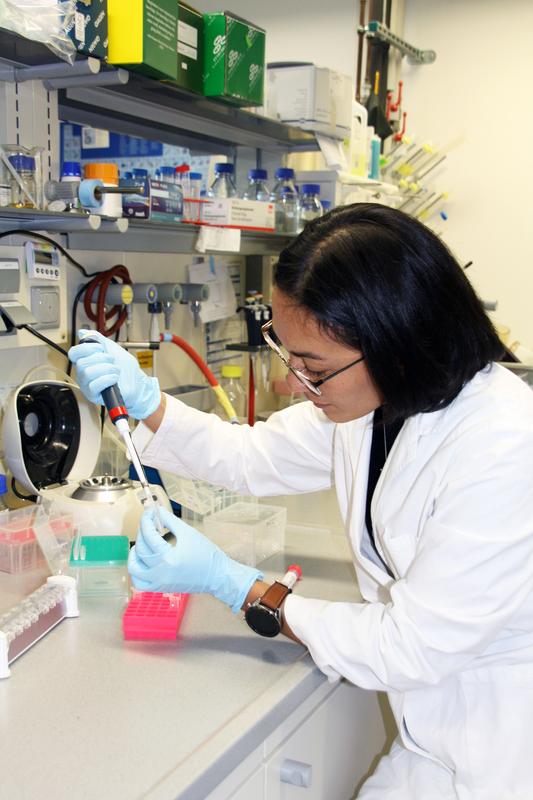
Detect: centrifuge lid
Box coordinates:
(2, 379, 101, 495)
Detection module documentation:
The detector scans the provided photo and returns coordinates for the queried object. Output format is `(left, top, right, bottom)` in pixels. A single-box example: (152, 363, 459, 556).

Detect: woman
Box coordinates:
(69, 204, 533, 798)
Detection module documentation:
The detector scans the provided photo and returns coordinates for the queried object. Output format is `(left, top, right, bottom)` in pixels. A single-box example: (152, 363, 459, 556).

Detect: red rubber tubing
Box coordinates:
(248, 354, 255, 426)
(83, 264, 132, 337)
(161, 333, 219, 387)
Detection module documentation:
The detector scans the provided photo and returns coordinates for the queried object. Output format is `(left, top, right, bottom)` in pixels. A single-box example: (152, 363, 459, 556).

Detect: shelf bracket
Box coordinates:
(363, 21, 436, 65)
(0, 56, 128, 90)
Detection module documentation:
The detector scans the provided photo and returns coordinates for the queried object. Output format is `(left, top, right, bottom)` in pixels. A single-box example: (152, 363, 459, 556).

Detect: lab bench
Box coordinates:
(0, 524, 389, 800)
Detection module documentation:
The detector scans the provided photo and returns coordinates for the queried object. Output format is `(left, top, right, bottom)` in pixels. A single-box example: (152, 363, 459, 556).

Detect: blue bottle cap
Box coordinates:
(214, 163, 234, 174)
(0, 474, 7, 495)
(321, 199, 331, 210)
(275, 167, 295, 180)
(123, 171, 133, 180)
(62, 161, 81, 178)
(249, 168, 267, 180)
(160, 166, 176, 176)
(8, 154, 35, 171)
(189, 172, 202, 180)
(301, 184, 321, 195)
(132, 168, 148, 178)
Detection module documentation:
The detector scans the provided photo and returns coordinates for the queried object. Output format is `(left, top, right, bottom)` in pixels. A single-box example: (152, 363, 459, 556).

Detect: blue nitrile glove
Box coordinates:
(68, 329, 160, 419)
(129, 507, 263, 613)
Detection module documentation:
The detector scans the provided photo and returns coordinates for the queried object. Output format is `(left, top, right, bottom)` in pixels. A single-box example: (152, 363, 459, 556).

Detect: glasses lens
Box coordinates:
(263, 323, 321, 395)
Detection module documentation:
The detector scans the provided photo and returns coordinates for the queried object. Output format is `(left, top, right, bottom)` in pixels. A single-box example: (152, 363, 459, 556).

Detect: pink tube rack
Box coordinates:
(122, 592, 189, 640)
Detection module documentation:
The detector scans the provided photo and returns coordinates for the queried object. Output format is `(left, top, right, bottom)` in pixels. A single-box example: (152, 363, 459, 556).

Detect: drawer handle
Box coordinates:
(280, 759, 312, 788)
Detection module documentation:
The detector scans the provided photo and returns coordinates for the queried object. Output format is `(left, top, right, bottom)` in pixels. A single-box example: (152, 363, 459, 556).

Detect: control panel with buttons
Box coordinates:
(25, 240, 61, 281)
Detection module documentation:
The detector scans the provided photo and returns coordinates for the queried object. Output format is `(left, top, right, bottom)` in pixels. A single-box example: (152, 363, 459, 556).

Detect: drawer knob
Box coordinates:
(280, 759, 312, 787)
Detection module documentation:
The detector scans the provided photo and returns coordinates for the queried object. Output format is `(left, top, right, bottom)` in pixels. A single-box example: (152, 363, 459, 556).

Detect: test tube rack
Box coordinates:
(122, 591, 189, 640)
(0, 576, 79, 678)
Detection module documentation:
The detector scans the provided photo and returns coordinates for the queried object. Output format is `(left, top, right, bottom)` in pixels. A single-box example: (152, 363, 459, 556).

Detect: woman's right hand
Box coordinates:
(68, 329, 161, 420)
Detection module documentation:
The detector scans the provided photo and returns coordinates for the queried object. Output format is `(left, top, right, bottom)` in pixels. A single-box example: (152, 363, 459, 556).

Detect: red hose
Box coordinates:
(84, 264, 131, 337)
(161, 333, 219, 387)
(248, 355, 255, 426)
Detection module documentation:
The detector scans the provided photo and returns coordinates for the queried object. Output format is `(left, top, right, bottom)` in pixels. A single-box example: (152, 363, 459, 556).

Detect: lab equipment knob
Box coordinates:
(280, 758, 312, 788)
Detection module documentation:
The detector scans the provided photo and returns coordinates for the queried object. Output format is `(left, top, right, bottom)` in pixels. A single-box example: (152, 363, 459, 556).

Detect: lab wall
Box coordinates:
(200, 0, 533, 349)
(198, 0, 360, 79)
(402, 0, 533, 350)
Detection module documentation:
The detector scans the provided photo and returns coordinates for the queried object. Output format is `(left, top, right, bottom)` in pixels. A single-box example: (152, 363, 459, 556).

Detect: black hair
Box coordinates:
(273, 203, 504, 421)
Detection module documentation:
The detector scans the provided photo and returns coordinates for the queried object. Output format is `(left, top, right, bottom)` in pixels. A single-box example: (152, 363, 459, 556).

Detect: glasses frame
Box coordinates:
(261, 320, 364, 396)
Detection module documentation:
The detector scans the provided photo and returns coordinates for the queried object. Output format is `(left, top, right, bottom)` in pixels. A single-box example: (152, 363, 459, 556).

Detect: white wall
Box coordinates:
(402, 0, 533, 349)
(202, 0, 533, 348)
(199, 0, 359, 79)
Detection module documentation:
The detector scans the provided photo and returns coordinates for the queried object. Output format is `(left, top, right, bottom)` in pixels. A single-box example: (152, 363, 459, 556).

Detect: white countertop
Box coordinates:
(0, 524, 361, 800)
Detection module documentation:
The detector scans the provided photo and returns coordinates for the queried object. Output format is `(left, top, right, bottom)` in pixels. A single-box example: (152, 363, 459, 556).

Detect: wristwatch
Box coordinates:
(244, 565, 302, 638)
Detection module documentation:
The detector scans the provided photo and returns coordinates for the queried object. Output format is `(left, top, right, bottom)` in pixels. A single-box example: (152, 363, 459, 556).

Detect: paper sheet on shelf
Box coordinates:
(316, 134, 348, 170)
(188, 258, 237, 323)
(195, 225, 241, 253)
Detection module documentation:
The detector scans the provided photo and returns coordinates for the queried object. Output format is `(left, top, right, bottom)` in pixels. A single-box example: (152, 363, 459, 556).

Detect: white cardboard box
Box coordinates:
(267, 64, 352, 139)
(201, 198, 275, 231)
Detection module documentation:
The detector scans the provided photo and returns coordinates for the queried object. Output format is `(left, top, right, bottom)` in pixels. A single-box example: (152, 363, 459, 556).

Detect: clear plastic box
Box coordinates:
(31, 506, 77, 575)
(69, 535, 129, 597)
(203, 502, 287, 566)
(160, 472, 257, 523)
(0, 508, 45, 574)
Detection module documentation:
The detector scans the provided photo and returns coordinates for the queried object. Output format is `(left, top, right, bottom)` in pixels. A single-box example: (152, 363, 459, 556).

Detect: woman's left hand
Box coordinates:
(128, 507, 263, 613)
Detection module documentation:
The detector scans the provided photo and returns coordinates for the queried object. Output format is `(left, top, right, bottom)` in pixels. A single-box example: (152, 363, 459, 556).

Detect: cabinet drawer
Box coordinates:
(264, 682, 386, 799)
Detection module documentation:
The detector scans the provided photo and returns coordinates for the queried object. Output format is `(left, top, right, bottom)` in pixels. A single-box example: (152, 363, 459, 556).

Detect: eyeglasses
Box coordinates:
(261, 319, 364, 396)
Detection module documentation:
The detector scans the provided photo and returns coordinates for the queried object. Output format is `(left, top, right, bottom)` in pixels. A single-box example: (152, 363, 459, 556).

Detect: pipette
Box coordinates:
(80, 336, 165, 535)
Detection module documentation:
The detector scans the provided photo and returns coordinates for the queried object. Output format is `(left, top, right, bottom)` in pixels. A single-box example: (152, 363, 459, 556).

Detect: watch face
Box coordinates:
(245, 604, 281, 638)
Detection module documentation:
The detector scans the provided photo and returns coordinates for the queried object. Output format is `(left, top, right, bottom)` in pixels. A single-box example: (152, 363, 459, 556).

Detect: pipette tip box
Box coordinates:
(122, 591, 189, 640)
(69, 535, 129, 597)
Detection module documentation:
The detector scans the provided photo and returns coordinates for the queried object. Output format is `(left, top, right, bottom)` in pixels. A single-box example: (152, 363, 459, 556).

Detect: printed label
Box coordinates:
(136, 351, 154, 369)
(75, 11, 86, 43)
(213, 34, 225, 56)
(178, 21, 197, 48)
(178, 42, 197, 60)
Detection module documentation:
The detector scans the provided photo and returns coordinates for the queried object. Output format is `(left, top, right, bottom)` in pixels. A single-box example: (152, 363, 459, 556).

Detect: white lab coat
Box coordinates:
(133, 363, 533, 799)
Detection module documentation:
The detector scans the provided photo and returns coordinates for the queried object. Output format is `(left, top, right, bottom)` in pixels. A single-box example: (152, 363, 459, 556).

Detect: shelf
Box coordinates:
(0, 207, 105, 233)
(0, 29, 319, 155)
(0, 209, 293, 254)
(58, 78, 319, 155)
(65, 220, 294, 255)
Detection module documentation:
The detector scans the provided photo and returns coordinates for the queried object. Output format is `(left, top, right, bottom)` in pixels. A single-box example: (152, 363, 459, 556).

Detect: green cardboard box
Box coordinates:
(203, 12, 265, 106)
(66, 0, 109, 60)
(175, 2, 203, 93)
(108, 0, 178, 81)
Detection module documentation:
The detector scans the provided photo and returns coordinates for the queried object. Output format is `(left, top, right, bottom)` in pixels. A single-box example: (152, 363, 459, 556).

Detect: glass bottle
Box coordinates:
(207, 163, 237, 198)
(160, 166, 176, 184)
(215, 365, 246, 421)
(243, 168, 270, 201)
(299, 183, 323, 228)
(61, 161, 81, 211)
(8, 154, 37, 208)
(270, 167, 299, 234)
(185, 171, 202, 222)
(0, 159, 10, 207)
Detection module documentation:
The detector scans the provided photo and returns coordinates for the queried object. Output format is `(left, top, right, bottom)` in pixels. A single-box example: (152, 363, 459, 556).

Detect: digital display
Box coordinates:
(35, 251, 54, 265)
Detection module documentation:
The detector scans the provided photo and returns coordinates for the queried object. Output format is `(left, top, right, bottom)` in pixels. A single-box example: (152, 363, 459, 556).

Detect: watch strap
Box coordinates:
(259, 581, 291, 611)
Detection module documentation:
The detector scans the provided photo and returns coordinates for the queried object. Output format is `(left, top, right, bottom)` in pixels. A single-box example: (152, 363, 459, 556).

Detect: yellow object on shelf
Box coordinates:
(108, 0, 178, 80)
